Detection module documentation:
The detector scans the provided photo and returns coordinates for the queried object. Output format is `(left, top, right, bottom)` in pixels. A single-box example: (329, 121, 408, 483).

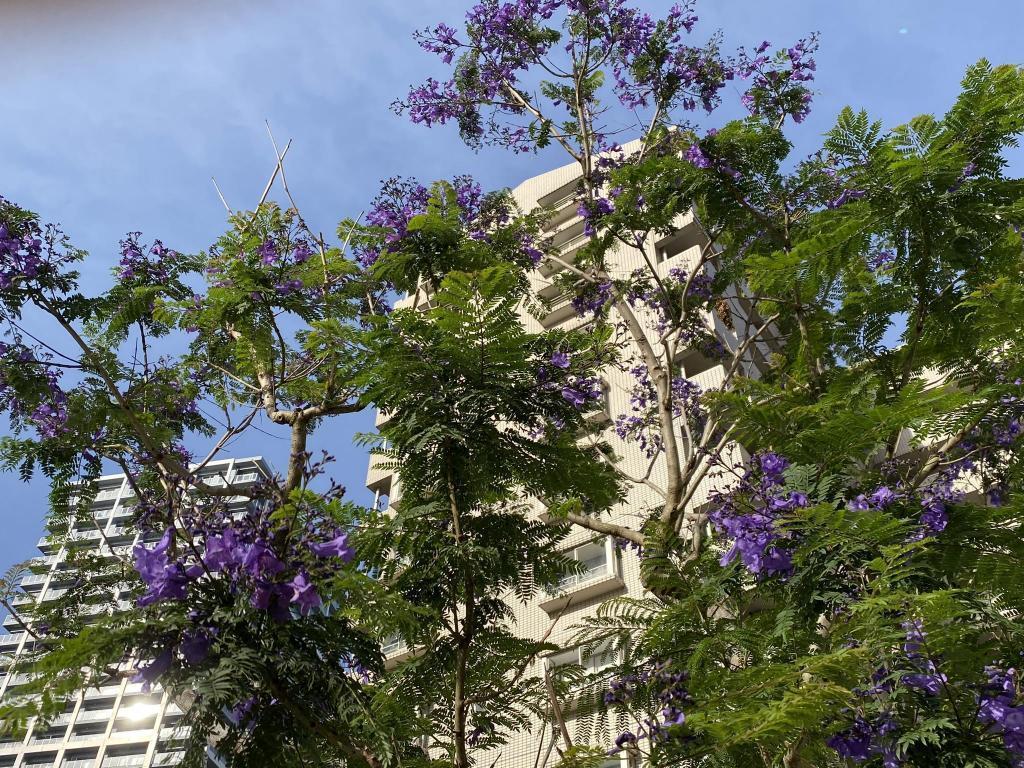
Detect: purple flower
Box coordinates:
(902, 672, 947, 695)
(758, 452, 789, 483)
(827, 718, 875, 762)
(242, 541, 286, 578)
(847, 494, 870, 512)
(180, 630, 213, 665)
(288, 570, 321, 615)
(134, 528, 190, 606)
(561, 387, 586, 408)
(550, 351, 570, 369)
(827, 189, 866, 209)
(131, 647, 174, 693)
(309, 531, 355, 562)
(204, 529, 243, 572)
(868, 486, 899, 508)
(251, 581, 291, 622)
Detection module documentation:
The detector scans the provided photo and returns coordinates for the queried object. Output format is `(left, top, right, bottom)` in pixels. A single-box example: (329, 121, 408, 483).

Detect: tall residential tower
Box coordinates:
(0, 457, 269, 768)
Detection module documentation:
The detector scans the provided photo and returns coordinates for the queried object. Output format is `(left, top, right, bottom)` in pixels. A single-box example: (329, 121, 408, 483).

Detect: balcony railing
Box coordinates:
(101, 756, 147, 768)
(540, 537, 625, 612)
(381, 635, 407, 656)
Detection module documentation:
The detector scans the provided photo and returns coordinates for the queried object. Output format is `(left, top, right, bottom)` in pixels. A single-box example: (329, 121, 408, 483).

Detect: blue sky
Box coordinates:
(1, 0, 1022, 572)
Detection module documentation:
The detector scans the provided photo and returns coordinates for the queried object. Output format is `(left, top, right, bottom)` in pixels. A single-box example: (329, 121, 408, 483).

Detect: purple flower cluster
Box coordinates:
(400, 2, 816, 153)
(605, 660, 690, 752)
(846, 467, 967, 542)
(403, 0, 561, 150)
(609, 1, 730, 114)
(736, 36, 818, 125)
(117, 233, 178, 284)
(134, 517, 353, 617)
(0, 342, 69, 439)
(129, 469, 357, 688)
(846, 485, 900, 512)
(614, 365, 704, 459)
(204, 223, 318, 304)
(537, 350, 603, 411)
(354, 175, 521, 268)
(571, 278, 613, 317)
(978, 666, 1024, 765)
(898, 620, 947, 696)
(624, 266, 714, 341)
(867, 249, 896, 272)
(708, 452, 808, 578)
(577, 196, 615, 238)
(0, 206, 78, 294)
(683, 132, 742, 181)
(827, 715, 900, 767)
(948, 161, 981, 193)
(827, 188, 866, 209)
(0, 223, 46, 289)
(829, 627, 1024, 767)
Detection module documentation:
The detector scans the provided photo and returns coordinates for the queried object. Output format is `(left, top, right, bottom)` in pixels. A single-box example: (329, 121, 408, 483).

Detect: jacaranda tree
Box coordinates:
(0, 1, 1022, 767)
(394, 1, 1024, 766)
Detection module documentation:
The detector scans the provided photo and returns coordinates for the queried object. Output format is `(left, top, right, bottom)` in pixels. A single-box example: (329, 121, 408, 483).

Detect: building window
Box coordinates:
(558, 539, 615, 590)
(546, 639, 618, 674)
(381, 634, 408, 656)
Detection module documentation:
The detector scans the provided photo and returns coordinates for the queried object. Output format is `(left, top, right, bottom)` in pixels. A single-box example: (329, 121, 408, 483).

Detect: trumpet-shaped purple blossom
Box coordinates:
(708, 452, 805, 578)
(309, 531, 355, 561)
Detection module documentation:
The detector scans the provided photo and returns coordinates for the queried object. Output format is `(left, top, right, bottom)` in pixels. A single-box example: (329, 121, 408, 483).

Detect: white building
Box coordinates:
(366, 155, 764, 767)
(0, 457, 270, 768)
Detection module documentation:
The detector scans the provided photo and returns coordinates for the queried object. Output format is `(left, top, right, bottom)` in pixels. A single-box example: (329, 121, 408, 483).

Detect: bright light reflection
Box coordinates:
(120, 702, 160, 721)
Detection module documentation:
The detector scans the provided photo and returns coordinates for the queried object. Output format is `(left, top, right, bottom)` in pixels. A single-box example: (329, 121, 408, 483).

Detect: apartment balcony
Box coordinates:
(29, 733, 68, 746)
(36, 537, 58, 553)
(100, 755, 147, 768)
(158, 725, 187, 742)
(106, 728, 154, 744)
(382, 635, 413, 669)
(70, 529, 104, 544)
(365, 455, 393, 495)
(66, 731, 106, 743)
(110, 505, 135, 522)
(40, 588, 69, 603)
(74, 708, 115, 725)
(105, 526, 134, 544)
(537, 232, 589, 278)
(0, 632, 25, 649)
(539, 538, 625, 613)
(63, 759, 101, 768)
(46, 569, 79, 587)
(152, 751, 185, 767)
(539, 292, 577, 329)
(92, 488, 122, 503)
(20, 573, 50, 588)
(85, 684, 123, 700)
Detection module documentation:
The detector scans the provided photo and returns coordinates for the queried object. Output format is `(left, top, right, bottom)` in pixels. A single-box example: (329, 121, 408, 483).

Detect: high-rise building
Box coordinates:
(366, 154, 765, 766)
(0, 457, 270, 768)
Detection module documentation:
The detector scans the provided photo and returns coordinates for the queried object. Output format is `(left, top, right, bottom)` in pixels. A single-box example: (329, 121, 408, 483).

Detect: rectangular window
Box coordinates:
(547, 640, 618, 674)
(559, 539, 613, 589)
